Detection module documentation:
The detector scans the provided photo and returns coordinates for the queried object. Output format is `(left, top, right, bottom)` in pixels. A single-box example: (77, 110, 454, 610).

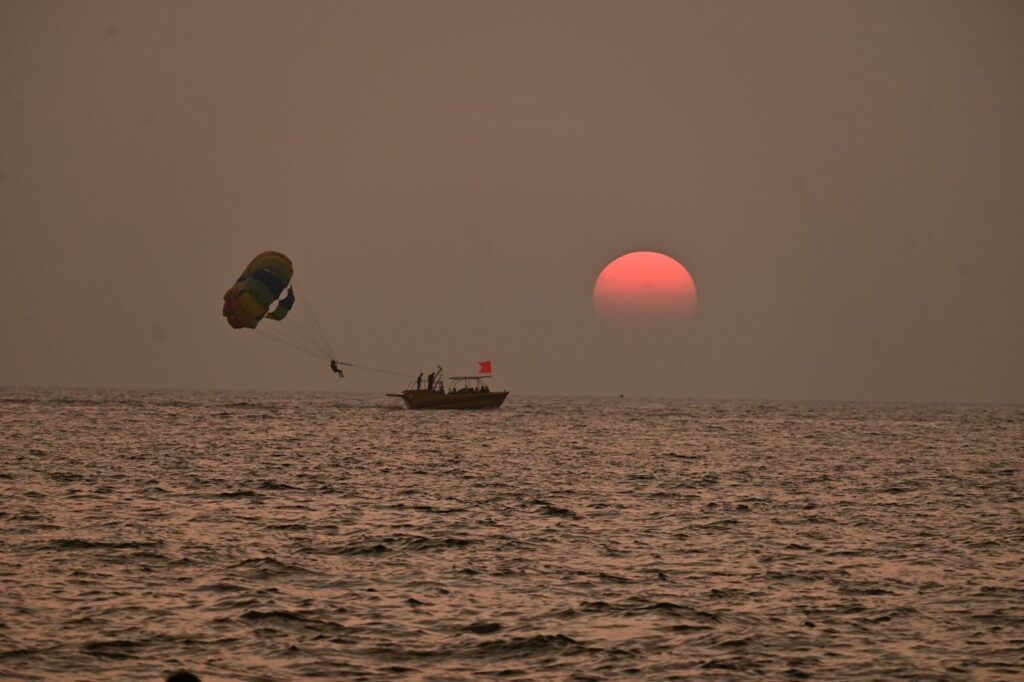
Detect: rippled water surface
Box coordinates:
(1, 388, 1022, 680)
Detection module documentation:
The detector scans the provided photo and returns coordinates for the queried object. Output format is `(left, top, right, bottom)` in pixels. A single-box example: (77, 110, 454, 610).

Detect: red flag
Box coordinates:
(478, 360, 492, 375)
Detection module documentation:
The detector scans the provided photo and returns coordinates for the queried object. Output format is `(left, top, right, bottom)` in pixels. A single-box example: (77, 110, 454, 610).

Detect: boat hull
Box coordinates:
(391, 389, 508, 410)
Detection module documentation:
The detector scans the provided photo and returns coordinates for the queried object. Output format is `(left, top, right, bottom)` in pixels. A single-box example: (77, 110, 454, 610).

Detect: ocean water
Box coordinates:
(1, 388, 1021, 681)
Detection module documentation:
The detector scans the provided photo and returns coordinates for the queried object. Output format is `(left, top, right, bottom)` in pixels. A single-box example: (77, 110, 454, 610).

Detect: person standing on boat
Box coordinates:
(427, 371, 435, 391)
(416, 372, 423, 390)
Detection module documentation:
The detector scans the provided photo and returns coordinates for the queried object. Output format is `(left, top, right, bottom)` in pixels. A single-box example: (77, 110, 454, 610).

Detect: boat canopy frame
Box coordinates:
(446, 374, 493, 393)
(403, 367, 493, 393)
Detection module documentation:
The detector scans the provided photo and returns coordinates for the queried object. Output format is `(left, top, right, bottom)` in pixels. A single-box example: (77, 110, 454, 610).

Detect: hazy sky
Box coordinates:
(2, 1, 1022, 402)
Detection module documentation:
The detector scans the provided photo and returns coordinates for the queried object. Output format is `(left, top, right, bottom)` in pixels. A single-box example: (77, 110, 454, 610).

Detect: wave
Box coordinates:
(44, 539, 163, 551)
(319, 535, 476, 556)
(471, 634, 586, 659)
(529, 499, 579, 518)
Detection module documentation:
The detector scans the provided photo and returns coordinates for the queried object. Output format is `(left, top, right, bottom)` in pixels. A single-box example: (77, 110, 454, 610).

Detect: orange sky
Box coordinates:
(1, 1, 1022, 401)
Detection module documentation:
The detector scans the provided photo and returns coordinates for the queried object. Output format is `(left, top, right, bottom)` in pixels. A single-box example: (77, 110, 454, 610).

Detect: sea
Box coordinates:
(1, 388, 1021, 681)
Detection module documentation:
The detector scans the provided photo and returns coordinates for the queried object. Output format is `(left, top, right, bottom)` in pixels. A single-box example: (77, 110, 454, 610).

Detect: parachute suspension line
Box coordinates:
(257, 318, 412, 379)
(278, 282, 333, 360)
(254, 281, 335, 363)
(259, 307, 332, 360)
(256, 314, 324, 359)
(254, 324, 331, 361)
(296, 286, 335, 360)
(298, 304, 333, 358)
(284, 301, 331, 358)
(254, 330, 323, 361)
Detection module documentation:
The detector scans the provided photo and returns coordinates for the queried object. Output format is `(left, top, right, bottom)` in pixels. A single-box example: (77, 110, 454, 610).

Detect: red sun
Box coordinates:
(593, 251, 697, 324)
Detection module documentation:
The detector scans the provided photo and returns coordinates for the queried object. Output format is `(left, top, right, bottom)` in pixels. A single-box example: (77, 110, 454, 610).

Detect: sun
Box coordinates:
(593, 251, 697, 324)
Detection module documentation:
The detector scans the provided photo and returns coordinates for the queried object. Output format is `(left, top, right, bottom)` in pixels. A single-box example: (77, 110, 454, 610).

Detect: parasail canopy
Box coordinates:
(222, 251, 295, 329)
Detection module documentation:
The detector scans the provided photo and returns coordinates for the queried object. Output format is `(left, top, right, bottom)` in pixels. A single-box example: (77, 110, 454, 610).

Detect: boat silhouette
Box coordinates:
(387, 366, 508, 410)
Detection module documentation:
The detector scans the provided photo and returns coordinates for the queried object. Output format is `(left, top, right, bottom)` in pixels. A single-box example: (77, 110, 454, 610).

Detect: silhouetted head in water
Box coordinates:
(166, 671, 201, 682)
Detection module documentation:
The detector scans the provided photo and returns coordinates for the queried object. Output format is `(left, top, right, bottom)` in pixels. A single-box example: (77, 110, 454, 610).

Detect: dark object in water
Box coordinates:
(166, 671, 201, 682)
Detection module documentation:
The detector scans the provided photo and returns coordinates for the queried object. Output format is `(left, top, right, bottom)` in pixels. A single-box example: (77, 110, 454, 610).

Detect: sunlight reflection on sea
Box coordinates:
(1, 389, 1021, 680)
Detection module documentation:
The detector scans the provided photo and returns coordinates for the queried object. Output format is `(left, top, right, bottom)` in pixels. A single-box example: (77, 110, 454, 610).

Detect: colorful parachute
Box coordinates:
(222, 251, 295, 329)
(222, 251, 338, 366)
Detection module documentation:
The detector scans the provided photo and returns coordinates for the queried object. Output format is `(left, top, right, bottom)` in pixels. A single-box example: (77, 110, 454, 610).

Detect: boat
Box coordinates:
(387, 366, 508, 410)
